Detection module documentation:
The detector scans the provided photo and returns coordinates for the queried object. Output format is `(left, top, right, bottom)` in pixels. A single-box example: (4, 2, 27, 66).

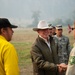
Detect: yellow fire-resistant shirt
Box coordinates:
(0, 35, 19, 75)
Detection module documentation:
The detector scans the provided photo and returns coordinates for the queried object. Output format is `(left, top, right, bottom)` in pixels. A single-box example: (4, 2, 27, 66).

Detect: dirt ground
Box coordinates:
(20, 65, 33, 75)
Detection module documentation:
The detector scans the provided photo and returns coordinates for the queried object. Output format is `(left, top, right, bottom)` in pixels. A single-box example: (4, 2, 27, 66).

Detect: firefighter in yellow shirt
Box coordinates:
(0, 18, 19, 75)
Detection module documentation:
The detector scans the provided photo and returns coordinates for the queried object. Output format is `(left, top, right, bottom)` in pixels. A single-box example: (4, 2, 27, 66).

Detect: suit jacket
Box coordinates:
(30, 36, 59, 75)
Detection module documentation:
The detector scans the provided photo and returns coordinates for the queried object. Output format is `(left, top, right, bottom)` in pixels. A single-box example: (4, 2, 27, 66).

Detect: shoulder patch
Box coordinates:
(69, 56, 75, 65)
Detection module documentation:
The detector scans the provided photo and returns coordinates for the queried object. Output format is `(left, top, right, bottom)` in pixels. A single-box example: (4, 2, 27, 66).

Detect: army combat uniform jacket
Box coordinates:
(54, 35, 71, 64)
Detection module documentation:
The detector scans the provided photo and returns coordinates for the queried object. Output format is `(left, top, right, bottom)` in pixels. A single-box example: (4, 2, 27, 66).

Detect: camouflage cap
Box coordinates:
(56, 25, 62, 29)
(48, 24, 53, 29)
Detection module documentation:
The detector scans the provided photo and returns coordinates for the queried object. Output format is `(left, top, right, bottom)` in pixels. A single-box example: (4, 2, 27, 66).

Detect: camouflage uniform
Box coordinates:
(66, 44, 75, 75)
(54, 35, 71, 64)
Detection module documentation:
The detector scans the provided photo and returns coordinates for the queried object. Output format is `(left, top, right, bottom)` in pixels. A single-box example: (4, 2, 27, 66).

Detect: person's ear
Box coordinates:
(37, 30, 39, 33)
(1, 28, 6, 34)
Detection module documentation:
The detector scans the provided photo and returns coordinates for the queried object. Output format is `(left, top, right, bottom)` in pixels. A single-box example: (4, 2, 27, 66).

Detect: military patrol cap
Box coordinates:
(56, 25, 62, 29)
(52, 26, 56, 29)
(48, 24, 53, 29)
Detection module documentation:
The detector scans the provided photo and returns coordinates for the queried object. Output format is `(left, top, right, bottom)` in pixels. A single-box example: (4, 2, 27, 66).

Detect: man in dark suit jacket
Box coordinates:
(30, 20, 66, 75)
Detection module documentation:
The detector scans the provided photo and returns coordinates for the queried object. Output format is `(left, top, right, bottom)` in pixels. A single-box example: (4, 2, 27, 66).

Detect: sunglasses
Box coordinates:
(58, 29, 62, 31)
(72, 28, 75, 30)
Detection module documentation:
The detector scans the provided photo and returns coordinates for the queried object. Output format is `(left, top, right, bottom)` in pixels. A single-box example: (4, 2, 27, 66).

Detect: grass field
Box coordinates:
(11, 28, 74, 75)
(11, 28, 37, 75)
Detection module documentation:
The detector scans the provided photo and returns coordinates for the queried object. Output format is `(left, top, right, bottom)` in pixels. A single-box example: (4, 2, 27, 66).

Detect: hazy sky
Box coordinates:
(0, 0, 75, 21)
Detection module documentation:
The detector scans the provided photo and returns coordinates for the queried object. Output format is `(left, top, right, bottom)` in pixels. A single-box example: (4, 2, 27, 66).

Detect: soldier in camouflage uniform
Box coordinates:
(54, 25, 71, 75)
(66, 21, 75, 75)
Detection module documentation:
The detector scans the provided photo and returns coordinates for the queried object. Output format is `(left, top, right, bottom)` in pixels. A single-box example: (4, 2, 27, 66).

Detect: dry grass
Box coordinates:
(11, 28, 37, 75)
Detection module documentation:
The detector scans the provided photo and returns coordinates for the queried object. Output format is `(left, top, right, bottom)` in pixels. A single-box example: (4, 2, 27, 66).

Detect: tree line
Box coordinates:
(27, 10, 75, 28)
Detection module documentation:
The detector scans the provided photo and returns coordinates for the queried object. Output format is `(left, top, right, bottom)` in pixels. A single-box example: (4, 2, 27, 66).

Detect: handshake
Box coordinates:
(57, 63, 67, 73)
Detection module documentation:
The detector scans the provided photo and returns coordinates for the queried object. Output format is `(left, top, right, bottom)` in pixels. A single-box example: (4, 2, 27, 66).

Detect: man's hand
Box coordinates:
(60, 63, 67, 70)
(57, 63, 67, 73)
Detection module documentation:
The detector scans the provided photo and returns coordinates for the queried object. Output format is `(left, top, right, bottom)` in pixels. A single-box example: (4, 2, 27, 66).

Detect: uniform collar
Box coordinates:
(39, 35, 50, 43)
(55, 35, 64, 38)
(0, 35, 7, 41)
